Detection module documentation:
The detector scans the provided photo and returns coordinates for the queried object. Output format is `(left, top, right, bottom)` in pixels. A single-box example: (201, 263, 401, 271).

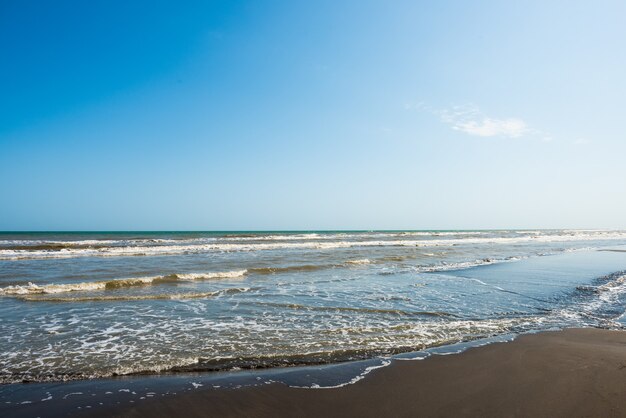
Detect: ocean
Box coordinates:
(1, 229, 626, 390)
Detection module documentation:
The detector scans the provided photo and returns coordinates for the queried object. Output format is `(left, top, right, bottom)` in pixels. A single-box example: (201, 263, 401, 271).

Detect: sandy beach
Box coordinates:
(80, 328, 626, 418)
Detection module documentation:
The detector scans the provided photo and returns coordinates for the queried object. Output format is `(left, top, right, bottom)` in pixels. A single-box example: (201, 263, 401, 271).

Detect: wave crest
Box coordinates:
(0, 270, 248, 296)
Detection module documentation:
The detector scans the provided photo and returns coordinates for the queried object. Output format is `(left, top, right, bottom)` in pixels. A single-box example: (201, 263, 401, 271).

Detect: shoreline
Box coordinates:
(89, 327, 626, 418)
(5, 327, 626, 417)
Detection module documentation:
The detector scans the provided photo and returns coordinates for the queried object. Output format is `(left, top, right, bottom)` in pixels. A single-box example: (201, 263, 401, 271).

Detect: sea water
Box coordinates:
(1, 230, 626, 384)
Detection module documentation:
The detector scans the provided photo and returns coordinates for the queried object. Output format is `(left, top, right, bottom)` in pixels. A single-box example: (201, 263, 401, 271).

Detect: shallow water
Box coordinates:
(1, 230, 626, 384)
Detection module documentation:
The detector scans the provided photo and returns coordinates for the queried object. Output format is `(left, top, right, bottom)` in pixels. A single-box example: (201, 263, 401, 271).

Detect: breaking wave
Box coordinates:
(0, 270, 248, 296)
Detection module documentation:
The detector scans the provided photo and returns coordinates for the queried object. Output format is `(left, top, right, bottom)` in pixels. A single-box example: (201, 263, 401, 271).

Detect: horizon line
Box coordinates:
(0, 228, 617, 233)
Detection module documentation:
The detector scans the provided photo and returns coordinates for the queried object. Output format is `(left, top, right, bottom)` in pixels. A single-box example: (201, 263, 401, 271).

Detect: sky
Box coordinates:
(1, 0, 625, 230)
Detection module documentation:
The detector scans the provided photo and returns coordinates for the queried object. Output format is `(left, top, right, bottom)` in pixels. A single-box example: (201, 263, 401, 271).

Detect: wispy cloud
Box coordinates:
(440, 104, 528, 138)
(406, 102, 547, 140)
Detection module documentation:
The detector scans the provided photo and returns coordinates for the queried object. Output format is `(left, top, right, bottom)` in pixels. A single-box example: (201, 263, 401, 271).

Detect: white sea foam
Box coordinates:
(0, 281, 110, 295)
(292, 359, 393, 389)
(556, 273, 626, 327)
(0, 309, 549, 384)
(175, 270, 248, 281)
(345, 259, 371, 265)
(17, 287, 251, 302)
(417, 257, 520, 272)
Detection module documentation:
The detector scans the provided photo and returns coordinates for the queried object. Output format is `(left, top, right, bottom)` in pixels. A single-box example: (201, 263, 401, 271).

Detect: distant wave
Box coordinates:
(0, 238, 194, 249)
(2, 230, 626, 260)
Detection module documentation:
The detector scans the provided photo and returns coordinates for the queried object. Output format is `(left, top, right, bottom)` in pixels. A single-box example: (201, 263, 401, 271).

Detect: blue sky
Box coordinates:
(1, 0, 625, 230)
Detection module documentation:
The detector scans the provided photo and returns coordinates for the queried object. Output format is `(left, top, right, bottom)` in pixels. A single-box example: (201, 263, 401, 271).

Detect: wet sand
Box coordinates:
(85, 328, 626, 418)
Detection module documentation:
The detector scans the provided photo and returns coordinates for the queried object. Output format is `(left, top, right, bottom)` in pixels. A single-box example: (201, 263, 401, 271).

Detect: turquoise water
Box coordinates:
(1, 230, 626, 384)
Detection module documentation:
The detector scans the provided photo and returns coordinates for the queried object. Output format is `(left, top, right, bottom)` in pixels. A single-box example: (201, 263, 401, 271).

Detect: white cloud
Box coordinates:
(406, 102, 558, 142)
(452, 117, 528, 137)
(438, 104, 528, 138)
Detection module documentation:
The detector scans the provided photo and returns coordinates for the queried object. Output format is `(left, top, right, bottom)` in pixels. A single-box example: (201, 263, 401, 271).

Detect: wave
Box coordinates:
(17, 287, 251, 303)
(0, 258, 382, 297)
(523, 270, 626, 329)
(2, 230, 625, 260)
(345, 259, 371, 265)
(0, 238, 194, 250)
(229, 258, 376, 277)
(575, 271, 626, 295)
(0, 234, 347, 249)
(175, 270, 248, 280)
(372, 257, 524, 276)
(378, 255, 412, 262)
(0, 270, 248, 296)
(418, 256, 523, 272)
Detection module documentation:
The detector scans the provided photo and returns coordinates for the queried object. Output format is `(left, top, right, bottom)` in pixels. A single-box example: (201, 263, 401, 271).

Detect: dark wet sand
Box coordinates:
(87, 328, 626, 418)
